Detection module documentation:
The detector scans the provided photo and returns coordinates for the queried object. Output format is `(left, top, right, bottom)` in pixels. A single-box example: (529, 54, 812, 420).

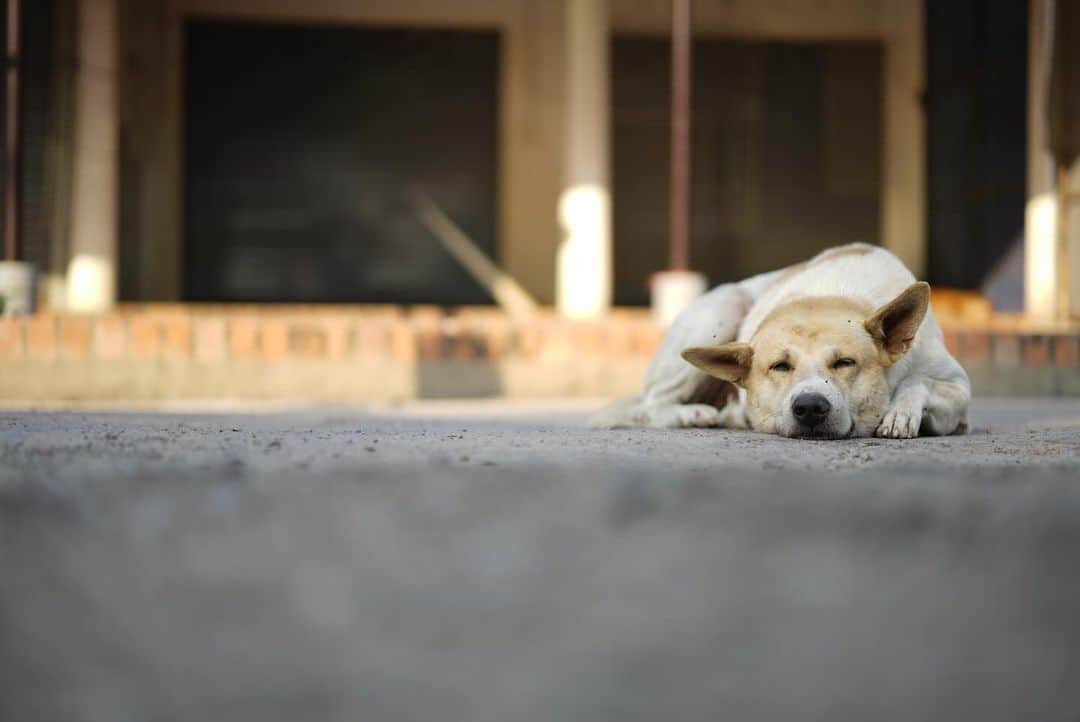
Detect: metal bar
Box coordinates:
(410, 190, 538, 318)
(668, 0, 691, 271)
(3, 0, 20, 261)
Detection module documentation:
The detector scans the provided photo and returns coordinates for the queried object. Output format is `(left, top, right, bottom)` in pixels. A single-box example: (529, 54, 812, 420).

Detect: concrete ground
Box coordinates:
(2, 398, 1079, 722)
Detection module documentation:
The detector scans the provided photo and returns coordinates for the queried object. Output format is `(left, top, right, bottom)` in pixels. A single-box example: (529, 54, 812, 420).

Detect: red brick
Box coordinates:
(161, 316, 192, 359)
(960, 331, 990, 366)
(229, 317, 260, 358)
(59, 317, 92, 359)
(94, 316, 128, 360)
(25, 314, 58, 359)
(129, 317, 162, 359)
(193, 318, 227, 362)
(260, 320, 289, 360)
(1054, 335, 1080, 368)
(0, 318, 23, 358)
(992, 333, 1021, 369)
(1022, 335, 1051, 367)
(289, 323, 328, 358)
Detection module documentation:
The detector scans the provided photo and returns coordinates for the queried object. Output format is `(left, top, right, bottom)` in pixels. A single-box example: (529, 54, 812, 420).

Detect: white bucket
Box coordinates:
(0, 261, 37, 316)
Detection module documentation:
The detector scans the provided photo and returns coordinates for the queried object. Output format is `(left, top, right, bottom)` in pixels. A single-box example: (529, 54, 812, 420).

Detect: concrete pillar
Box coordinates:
(66, 0, 118, 312)
(880, 0, 926, 278)
(1025, 0, 1061, 320)
(556, 0, 611, 319)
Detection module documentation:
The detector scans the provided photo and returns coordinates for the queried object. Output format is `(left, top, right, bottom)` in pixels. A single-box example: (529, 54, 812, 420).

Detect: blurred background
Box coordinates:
(0, 0, 1077, 403)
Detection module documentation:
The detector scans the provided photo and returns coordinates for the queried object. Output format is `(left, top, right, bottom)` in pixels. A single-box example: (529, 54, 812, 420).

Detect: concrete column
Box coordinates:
(556, 0, 611, 319)
(880, 0, 926, 278)
(66, 0, 118, 312)
(1025, 0, 1060, 320)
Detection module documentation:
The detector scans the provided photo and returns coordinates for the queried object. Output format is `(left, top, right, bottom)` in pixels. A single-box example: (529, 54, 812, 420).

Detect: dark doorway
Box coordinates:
(925, 0, 1028, 291)
(611, 37, 883, 305)
(184, 21, 499, 304)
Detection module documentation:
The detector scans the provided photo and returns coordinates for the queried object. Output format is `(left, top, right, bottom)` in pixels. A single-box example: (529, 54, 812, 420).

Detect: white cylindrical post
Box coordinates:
(1025, 0, 1060, 320)
(66, 0, 118, 313)
(557, 0, 611, 320)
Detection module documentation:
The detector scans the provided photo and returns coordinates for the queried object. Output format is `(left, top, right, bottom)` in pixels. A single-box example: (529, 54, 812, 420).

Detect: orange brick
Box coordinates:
(229, 317, 260, 358)
(260, 320, 289, 360)
(992, 333, 1020, 369)
(942, 330, 960, 357)
(161, 316, 192, 359)
(476, 318, 513, 358)
(289, 323, 328, 357)
(59, 317, 92, 359)
(634, 323, 664, 358)
(322, 318, 351, 360)
(418, 329, 444, 360)
(129, 317, 162, 359)
(1054, 336, 1079, 368)
(1022, 335, 1051, 367)
(605, 321, 635, 357)
(573, 322, 605, 355)
(193, 318, 227, 362)
(389, 324, 416, 363)
(94, 316, 128, 360)
(25, 314, 57, 359)
(354, 321, 388, 359)
(0, 318, 23, 358)
(516, 323, 541, 357)
(960, 331, 990, 365)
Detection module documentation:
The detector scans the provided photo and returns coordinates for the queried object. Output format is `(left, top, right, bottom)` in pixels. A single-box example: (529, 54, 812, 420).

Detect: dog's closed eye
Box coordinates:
(831, 357, 857, 370)
(769, 361, 793, 373)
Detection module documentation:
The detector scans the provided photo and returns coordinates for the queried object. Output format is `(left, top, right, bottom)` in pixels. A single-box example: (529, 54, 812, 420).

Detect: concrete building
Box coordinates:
(12, 0, 1035, 314)
(12, 0, 1077, 316)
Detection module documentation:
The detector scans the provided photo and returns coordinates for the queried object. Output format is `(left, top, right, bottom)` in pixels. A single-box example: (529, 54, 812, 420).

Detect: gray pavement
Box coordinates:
(2, 399, 1080, 722)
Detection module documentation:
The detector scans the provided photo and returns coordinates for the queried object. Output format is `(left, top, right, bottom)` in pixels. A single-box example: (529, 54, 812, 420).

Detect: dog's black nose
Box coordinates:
(792, 393, 831, 426)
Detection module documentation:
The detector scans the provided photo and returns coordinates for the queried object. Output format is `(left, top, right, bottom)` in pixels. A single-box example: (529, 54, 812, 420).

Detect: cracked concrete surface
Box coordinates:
(1, 398, 1079, 722)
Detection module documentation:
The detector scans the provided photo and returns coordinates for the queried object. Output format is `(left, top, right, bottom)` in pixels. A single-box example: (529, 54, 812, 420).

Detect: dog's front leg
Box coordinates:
(876, 373, 970, 438)
(876, 377, 928, 438)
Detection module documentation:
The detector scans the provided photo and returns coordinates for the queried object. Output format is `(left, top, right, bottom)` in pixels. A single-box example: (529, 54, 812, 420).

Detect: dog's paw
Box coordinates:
(677, 404, 725, 428)
(875, 407, 922, 439)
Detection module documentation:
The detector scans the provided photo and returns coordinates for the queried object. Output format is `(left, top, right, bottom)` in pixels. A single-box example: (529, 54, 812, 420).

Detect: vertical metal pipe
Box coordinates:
(669, 0, 691, 271)
(3, 0, 20, 261)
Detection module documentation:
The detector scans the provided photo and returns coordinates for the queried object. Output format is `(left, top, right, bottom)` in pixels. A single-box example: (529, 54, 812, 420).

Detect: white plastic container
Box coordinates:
(650, 269, 706, 326)
(0, 261, 37, 316)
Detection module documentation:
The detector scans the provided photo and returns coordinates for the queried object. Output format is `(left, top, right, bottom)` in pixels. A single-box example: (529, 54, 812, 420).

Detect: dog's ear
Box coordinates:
(864, 282, 930, 363)
(681, 342, 754, 386)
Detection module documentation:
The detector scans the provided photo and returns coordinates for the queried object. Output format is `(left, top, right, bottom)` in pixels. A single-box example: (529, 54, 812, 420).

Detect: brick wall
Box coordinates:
(0, 306, 1077, 402)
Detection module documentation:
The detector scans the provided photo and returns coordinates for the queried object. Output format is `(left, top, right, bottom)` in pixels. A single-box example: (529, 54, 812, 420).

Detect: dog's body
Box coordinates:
(590, 243, 971, 439)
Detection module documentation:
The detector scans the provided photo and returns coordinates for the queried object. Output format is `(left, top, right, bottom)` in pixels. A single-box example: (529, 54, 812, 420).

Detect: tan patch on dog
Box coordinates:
(743, 296, 890, 436)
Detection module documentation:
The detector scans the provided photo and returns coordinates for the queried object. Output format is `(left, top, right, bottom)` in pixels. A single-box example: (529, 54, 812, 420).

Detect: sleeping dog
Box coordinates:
(590, 243, 970, 438)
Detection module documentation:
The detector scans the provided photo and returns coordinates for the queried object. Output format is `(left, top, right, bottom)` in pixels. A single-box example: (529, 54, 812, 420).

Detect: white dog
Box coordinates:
(590, 243, 970, 439)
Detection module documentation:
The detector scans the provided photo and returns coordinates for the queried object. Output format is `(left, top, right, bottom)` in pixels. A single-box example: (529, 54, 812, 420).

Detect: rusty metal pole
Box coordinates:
(669, 0, 691, 271)
(3, 0, 20, 262)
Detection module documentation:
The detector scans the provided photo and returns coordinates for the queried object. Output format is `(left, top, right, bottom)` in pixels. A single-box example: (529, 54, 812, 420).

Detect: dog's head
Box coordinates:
(681, 283, 929, 439)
